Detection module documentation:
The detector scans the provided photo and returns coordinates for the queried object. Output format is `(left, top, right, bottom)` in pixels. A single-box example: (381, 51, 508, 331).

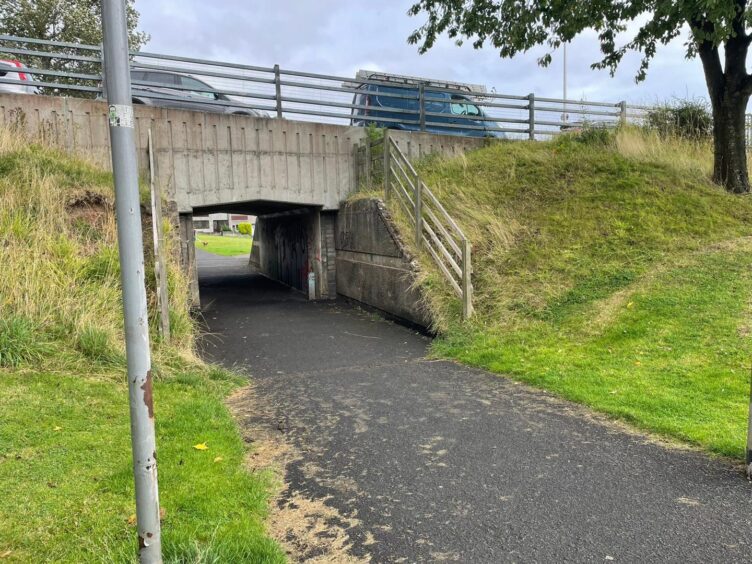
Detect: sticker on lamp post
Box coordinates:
(109, 104, 134, 128)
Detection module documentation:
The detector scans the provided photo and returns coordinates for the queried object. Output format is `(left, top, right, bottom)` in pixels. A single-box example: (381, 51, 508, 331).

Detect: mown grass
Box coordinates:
(393, 127, 752, 459)
(195, 233, 253, 257)
(0, 131, 283, 562)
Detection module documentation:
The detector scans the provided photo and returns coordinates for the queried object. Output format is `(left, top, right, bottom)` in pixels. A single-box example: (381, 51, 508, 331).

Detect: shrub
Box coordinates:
(237, 222, 253, 235)
(647, 100, 712, 141)
(573, 125, 613, 146)
(555, 125, 613, 149)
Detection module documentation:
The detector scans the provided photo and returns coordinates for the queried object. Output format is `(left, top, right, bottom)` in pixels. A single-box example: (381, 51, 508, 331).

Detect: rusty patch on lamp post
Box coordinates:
(140, 370, 154, 418)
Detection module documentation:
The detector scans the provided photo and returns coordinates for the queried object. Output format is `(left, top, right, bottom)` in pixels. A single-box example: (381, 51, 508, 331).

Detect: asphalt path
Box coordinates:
(198, 250, 752, 563)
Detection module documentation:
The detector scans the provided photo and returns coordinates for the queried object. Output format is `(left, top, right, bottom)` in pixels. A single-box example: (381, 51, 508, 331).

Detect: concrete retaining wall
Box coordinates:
(335, 198, 430, 327)
(387, 129, 488, 161)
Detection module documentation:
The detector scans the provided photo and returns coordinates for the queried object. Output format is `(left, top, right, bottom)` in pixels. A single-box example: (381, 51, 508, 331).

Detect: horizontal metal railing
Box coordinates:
(373, 134, 474, 319)
(0, 34, 650, 138)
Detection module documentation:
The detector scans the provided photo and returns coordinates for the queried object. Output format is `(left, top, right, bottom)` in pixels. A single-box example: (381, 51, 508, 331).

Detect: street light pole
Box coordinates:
(100, 1, 163, 561)
(562, 42, 568, 124)
(747, 365, 752, 480)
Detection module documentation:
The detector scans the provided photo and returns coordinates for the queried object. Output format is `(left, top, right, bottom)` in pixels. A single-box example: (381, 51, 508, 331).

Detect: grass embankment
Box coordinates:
(0, 133, 283, 562)
(402, 128, 752, 459)
(195, 233, 253, 257)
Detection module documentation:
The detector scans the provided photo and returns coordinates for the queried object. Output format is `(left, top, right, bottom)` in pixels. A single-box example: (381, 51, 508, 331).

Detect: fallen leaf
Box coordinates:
(634, 360, 641, 366)
(0, 550, 12, 558)
(626, 302, 634, 309)
(193, 443, 209, 451)
(213, 456, 223, 463)
(127, 514, 136, 526)
(53, 426, 62, 432)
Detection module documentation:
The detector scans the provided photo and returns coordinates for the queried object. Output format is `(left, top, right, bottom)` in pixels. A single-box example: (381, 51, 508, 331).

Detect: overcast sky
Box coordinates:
(134, 1, 709, 106)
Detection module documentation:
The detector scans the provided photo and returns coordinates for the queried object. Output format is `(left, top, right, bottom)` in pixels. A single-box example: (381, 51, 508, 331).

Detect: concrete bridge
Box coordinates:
(0, 93, 483, 324)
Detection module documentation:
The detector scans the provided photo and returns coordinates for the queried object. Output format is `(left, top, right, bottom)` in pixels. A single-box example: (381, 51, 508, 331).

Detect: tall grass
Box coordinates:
(0, 129, 195, 372)
(0, 130, 284, 561)
(408, 126, 751, 331)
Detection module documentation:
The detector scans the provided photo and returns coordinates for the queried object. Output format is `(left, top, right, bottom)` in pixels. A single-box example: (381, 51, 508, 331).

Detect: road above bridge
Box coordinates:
(199, 251, 752, 563)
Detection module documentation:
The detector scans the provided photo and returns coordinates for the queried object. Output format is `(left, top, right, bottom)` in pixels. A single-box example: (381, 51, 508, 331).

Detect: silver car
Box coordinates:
(0, 59, 39, 95)
(129, 69, 267, 117)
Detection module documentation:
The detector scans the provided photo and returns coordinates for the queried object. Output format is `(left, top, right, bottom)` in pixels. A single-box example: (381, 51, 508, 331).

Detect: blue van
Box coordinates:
(350, 73, 505, 138)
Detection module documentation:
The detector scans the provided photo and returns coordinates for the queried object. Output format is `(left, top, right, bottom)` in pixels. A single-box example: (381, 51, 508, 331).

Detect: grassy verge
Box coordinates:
(195, 233, 253, 257)
(0, 132, 283, 562)
(0, 368, 283, 562)
(392, 127, 752, 459)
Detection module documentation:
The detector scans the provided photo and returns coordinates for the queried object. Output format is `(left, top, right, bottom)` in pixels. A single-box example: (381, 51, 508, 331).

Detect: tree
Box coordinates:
(0, 0, 148, 95)
(407, 1, 752, 194)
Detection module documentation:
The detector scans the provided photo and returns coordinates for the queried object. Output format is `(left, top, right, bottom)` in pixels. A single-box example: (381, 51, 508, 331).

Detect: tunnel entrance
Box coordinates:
(250, 210, 311, 293)
(180, 201, 337, 306)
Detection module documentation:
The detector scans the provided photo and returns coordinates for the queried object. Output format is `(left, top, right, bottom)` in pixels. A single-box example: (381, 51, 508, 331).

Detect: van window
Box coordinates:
(425, 91, 450, 113)
(450, 96, 481, 116)
(372, 85, 419, 111)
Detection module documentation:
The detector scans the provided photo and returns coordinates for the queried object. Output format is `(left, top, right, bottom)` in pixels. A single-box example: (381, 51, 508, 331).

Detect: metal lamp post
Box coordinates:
(100, 1, 163, 561)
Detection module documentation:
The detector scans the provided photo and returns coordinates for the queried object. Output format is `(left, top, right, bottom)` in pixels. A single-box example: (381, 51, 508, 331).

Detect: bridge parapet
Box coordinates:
(0, 93, 365, 213)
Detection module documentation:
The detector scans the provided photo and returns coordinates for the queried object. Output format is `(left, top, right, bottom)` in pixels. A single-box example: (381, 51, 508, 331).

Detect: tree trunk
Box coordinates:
(711, 91, 751, 194)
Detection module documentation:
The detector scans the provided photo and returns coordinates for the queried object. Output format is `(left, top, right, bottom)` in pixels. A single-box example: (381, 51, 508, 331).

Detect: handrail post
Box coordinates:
(527, 93, 535, 140)
(383, 131, 390, 200)
(364, 138, 371, 187)
(419, 84, 426, 131)
(619, 100, 627, 125)
(415, 180, 423, 248)
(462, 238, 473, 319)
(274, 64, 283, 119)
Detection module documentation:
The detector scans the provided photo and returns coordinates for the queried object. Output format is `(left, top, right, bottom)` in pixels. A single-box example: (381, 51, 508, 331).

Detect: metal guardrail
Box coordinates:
(0, 34, 650, 138)
(360, 133, 474, 319)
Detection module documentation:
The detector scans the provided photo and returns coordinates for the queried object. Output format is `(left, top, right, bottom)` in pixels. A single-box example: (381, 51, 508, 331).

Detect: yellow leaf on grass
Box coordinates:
(193, 443, 209, 451)
(127, 514, 136, 526)
(53, 426, 62, 432)
(626, 302, 635, 309)
(213, 456, 223, 463)
(0, 550, 12, 558)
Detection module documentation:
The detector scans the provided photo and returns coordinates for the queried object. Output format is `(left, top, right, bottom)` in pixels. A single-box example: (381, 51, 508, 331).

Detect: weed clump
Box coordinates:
(0, 316, 50, 367)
